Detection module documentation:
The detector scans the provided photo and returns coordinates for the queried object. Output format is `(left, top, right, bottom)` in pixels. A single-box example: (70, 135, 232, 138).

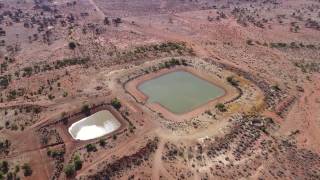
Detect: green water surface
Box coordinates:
(138, 71, 225, 114)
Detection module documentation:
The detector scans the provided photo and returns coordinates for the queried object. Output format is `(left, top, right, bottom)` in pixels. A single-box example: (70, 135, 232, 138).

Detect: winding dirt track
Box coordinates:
(151, 137, 176, 180)
(151, 138, 164, 180)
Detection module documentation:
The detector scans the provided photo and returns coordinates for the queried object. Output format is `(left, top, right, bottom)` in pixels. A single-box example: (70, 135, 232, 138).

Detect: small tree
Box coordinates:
(112, 134, 117, 140)
(6, 172, 13, 179)
(271, 84, 281, 91)
(81, 104, 90, 116)
(22, 163, 32, 176)
(68, 42, 76, 50)
(0, 161, 9, 174)
(205, 110, 213, 116)
(73, 155, 83, 171)
(111, 98, 121, 110)
(64, 164, 75, 178)
(129, 124, 134, 133)
(14, 165, 20, 173)
(246, 39, 254, 45)
(48, 94, 55, 100)
(33, 107, 41, 114)
(226, 76, 239, 86)
(104, 17, 110, 25)
(85, 144, 97, 152)
(63, 91, 68, 97)
(99, 139, 106, 147)
(113, 18, 122, 26)
(215, 103, 227, 112)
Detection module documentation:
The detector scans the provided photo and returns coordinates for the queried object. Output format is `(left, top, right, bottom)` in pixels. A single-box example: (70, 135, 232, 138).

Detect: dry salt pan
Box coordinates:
(68, 110, 121, 141)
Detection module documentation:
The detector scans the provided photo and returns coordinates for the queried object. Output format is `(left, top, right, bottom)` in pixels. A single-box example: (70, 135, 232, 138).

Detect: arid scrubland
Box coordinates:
(0, 0, 320, 179)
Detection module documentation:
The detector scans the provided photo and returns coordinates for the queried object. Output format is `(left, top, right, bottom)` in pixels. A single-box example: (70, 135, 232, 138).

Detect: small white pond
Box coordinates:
(68, 110, 121, 141)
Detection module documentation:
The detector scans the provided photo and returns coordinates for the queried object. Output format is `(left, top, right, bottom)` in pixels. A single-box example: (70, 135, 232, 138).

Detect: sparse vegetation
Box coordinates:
(47, 149, 65, 158)
(0, 161, 9, 174)
(111, 98, 121, 110)
(22, 163, 32, 177)
(271, 85, 281, 91)
(294, 61, 320, 73)
(64, 164, 75, 178)
(99, 139, 106, 147)
(215, 103, 227, 112)
(64, 154, 82, 177)
(227, 76, 239, 86)
(0, 75, 10, 89)
(0, 139, 11, 155)
(48, 94, 55, 100)
(85, 144, 97, 152)
(205, 110, 213, 116)
(117, 42, 194, 62)
(1, 1, 320, 180)
(246, 39, 254, 45)
(63, 91, 68, 97)
(73, 155, 83, 171)
(81, 104, 90, 115)
(112, 134, 117, 140)
(68, 42, 76, 50)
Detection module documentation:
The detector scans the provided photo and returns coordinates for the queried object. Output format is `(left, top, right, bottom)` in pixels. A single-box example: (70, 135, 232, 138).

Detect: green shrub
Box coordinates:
(68, 42, 76, 50)
(6, 172, 14, 179)
(33, 107, 41, 114)
(50, 149, 65, 158)
(64, 164, 75, 177)
(0, 76, 10, 89)
(0, 161, 9, 174)
(64, 155, 83, 177)
(48, 94, 55, 100)
(129, 125, 135, 133)
(226, 76, 239, 86)
(215, 103, 227, 112)
(181, 59, 188, 66)
(205, 110, 213, 116)
(22, 67, 33, 77)
(54, 57, 89, 69)
(111, 98, 121, 110)
(81, 104, 90, 116)
(99, 139, 106, 147)
(246, 39, 254, 45)
(73, 155, 82, 171)
(112, 134, 117, 140)
(14, 165, 20, 173)
(85, 144, 97, 152)
(22, 163, 32, 176)
(63, 91, 68, 97)
(271, 85, 281, 91)
(81, 104, 89, 112)
(47, 149, 52, 156)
